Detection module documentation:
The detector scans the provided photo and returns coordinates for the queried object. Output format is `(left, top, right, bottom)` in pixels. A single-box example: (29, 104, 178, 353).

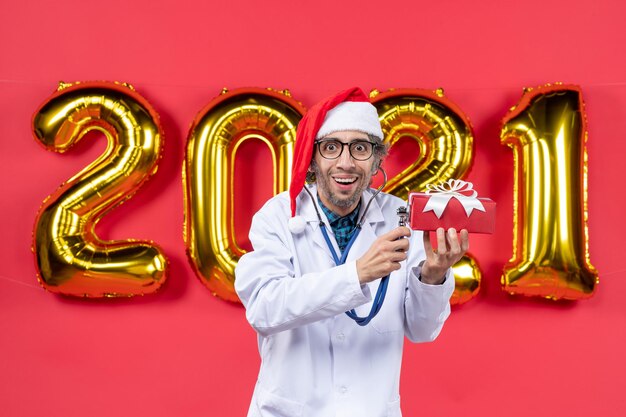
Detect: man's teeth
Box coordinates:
(334, 177, 356, 184)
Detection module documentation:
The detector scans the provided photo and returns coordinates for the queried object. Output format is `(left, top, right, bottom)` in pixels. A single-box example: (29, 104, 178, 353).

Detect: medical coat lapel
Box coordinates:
(299, 184, 339, 261)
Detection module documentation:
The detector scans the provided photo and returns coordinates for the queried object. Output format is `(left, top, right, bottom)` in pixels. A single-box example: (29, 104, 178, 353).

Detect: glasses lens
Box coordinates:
(349, 141, 373, 160)
(317, 139, 375, 160)
(319, 140, 342, 159)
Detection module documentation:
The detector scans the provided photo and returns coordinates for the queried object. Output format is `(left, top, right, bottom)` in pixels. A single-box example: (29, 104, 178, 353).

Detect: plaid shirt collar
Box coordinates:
(317, 194, 361, 254)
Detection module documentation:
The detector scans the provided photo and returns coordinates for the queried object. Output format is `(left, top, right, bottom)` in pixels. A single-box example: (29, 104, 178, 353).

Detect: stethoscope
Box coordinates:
(301, 168, 391, 326)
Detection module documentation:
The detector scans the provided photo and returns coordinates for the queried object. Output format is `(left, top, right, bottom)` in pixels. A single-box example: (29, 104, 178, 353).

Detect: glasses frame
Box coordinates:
(315, 139, 378, 161)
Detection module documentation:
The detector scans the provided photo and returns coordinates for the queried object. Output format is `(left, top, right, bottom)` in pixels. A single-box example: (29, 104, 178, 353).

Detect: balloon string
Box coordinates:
(0, 274, 41, 290)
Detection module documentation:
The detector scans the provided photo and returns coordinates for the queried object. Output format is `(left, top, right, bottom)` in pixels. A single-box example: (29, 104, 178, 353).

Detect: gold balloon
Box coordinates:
(501, 84, 598, 300)
(32, 81, 168, 297)
(371, 88, 474, 200)
(450, 253, 482, 305)
(371, 88, 479, 305)
(184, 87, 305, 302)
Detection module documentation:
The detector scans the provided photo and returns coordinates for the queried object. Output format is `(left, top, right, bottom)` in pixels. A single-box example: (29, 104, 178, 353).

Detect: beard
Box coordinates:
(311, 161, 373, 211)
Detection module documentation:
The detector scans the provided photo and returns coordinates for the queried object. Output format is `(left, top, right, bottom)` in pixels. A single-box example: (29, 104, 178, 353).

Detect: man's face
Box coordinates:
(311, 130, 377, 216)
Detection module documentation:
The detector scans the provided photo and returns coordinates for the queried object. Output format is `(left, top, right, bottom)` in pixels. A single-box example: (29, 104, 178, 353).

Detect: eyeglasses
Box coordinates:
(315, 139, 377, 161)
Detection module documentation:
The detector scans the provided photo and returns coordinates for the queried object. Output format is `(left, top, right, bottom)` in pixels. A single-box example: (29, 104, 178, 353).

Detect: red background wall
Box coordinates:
(2, 1, 625, 416)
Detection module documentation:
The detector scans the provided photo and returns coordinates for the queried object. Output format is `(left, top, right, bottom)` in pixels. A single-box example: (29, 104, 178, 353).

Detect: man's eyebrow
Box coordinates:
(319, 137, 369, 142)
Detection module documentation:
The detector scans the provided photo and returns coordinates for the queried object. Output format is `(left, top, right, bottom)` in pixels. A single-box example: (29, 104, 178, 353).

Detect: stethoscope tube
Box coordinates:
(303, 168, 390, 326)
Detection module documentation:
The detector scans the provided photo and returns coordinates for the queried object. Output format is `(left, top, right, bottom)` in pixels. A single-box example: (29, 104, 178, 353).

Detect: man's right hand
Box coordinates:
(356, 227, 411, 284)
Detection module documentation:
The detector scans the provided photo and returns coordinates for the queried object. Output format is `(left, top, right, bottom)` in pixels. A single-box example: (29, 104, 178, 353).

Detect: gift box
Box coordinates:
(407, 180, 496, 234)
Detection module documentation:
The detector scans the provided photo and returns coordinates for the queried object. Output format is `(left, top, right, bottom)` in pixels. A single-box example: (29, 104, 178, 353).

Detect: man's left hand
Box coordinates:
(420, 228, 469, 285)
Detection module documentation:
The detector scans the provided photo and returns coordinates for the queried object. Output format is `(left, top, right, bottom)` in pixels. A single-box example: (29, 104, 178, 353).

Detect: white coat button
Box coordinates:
(339, 386, 347, 394)
(337, 332, 345, 341)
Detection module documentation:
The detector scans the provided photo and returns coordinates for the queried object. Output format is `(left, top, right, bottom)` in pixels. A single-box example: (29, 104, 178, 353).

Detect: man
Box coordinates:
(235, 87, 469, 417)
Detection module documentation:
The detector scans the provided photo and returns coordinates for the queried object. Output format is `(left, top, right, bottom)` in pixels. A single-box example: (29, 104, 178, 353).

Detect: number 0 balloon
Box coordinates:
(183, 88, 305, 301)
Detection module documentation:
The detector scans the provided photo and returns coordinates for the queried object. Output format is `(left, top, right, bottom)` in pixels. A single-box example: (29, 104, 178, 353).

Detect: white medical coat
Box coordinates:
(235, 184, 454, 417)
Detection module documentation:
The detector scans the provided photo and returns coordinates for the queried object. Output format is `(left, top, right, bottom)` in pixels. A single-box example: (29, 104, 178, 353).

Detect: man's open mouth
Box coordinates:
(333, 176, 357, 185)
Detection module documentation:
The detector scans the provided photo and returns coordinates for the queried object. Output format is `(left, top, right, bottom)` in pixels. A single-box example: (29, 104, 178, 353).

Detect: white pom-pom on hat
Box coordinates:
(288, 216, 306, 234)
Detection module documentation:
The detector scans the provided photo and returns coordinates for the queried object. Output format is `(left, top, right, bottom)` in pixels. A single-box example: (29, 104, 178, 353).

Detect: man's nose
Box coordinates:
(336, 146, 356, 168)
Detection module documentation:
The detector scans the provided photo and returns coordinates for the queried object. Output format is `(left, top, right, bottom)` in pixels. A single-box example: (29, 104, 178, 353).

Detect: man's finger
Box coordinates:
(436, 228, 446, 254)
(394, 238, 409, 252)
(382, 226, 411, 241)
(448, 228, 460, 253)
(390, 250, 408, 262)
(423, 230, 433, 255)
(460, 229, 470, 252)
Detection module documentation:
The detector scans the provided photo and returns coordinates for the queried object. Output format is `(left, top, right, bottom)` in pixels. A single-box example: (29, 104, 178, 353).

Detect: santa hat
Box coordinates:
(288, 87, 384, 233)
